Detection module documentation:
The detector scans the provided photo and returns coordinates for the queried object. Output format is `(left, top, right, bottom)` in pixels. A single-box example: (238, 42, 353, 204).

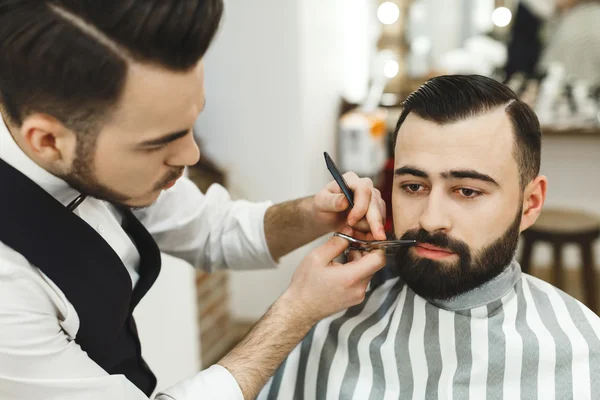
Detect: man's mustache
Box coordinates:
(397, 228, 470, 255)
(155, 168, 185, 189)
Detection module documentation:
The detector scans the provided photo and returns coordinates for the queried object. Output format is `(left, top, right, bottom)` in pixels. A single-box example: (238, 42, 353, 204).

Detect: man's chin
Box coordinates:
(118, 193, 161, 210)
(397, 256, 471, 300)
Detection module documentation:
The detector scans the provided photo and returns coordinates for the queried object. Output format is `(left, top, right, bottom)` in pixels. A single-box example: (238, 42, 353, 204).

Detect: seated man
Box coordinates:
(258, 75, 600, 399)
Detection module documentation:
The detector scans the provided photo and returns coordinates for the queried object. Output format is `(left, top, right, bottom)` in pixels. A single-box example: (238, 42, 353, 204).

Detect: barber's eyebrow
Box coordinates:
(140, 129, 190, 147)
(395, 165, 500, 187)
(140, 97, 206, 147)
(139, 99, 205, 147)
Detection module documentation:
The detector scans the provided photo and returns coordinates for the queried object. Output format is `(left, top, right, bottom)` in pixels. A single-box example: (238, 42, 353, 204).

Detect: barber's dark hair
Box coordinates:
(393, 74, 541, 188)
(0, 0, 223, 133)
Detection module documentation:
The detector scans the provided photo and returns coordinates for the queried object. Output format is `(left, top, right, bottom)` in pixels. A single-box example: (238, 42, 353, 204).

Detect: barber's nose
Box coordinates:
(418, 193, 452, 233)
(168, 132, 200, 167)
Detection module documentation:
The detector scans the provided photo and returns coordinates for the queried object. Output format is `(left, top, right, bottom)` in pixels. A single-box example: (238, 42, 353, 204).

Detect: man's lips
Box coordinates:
(161, 171, 185, 189)
(414, 243, 456, 259)
(417, 243, 453, 253)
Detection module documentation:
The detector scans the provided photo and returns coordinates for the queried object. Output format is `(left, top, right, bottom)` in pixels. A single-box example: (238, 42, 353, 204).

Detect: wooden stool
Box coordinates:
(520, 208, 600, 313)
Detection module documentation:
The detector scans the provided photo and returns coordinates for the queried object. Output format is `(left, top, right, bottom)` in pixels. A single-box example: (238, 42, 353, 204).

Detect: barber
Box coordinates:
(0, 1, 387, 399)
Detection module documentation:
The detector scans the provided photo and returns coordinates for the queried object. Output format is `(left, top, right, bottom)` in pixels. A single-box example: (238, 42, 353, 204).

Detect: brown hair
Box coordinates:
(393, 75, 542, 188)
(0, 0, 223, 134)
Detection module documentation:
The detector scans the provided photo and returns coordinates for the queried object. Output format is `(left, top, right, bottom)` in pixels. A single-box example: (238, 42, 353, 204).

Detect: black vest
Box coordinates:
(0, 158, 161, 396)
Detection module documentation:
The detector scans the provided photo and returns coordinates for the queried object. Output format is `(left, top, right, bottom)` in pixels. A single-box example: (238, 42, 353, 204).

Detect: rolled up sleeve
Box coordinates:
(134, 178, 278, 272)
(156, 365, 243, 400)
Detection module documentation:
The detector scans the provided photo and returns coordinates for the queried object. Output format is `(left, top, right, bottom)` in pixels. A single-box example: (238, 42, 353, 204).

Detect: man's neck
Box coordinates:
(425, 258, 522, 313)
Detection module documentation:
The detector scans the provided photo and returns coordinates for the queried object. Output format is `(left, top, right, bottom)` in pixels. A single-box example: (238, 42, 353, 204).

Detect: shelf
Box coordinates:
(542, 126, 600, 137)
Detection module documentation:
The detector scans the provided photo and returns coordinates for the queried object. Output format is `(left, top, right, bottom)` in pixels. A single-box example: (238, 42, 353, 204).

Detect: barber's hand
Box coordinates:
(280, 227, 387, 325)
(312, 172, 387, 240)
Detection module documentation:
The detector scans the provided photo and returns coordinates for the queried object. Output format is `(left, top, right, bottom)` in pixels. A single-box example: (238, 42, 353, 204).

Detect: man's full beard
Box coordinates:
(393, 207, 522, 300)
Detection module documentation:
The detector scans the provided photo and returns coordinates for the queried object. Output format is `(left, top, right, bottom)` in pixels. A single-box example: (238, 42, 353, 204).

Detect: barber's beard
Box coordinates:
(61, 139, 182, 209)
(393, 206, 522, 300)
(60, 138, 133, 207)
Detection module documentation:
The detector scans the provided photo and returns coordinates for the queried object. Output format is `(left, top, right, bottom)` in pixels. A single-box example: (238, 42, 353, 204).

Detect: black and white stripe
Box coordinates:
(258, 265, 600, 400)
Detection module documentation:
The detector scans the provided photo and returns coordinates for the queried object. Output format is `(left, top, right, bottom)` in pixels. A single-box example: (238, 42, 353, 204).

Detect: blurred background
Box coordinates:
(134, 0, 600, 391)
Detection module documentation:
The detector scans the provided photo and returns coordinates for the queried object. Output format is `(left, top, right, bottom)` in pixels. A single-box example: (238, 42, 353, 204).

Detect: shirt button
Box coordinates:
(97, 225, 105, 234)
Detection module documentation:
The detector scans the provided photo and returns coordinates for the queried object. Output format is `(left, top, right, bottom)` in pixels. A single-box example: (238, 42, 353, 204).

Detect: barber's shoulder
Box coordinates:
(0, 240, 71, 321)
(0, 240, 38, 278)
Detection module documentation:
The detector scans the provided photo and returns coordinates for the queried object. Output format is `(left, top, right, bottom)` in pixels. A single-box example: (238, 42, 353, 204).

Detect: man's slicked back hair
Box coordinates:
(392, 75, 541, 188)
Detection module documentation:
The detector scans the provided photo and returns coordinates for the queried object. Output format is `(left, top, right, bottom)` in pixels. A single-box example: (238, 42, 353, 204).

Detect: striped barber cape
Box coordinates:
(258, 259, 600, 400)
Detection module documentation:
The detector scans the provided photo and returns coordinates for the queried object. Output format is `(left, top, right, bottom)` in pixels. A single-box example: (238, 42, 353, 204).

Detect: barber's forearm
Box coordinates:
(217, 292, 314, 399)
(263, 196, 328, 261)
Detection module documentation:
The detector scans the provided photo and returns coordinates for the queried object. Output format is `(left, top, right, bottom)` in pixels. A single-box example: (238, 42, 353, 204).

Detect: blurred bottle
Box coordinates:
(338, 109, 388, 178)
(520, 79, 540, 108)
(572, 80, 599, 127)
(338, 50, 397, 177)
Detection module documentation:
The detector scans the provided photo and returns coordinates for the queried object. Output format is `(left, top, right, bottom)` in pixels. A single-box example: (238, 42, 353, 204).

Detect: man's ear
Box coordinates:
(19, 114, 77, 169)
(520, 175, 548, 232)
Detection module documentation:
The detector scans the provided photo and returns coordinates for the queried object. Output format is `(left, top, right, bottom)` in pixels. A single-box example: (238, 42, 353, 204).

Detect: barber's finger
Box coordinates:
(325, 171, 358, 193)
(360, 274, 376, 289)
(347, 178, 373, 226)
(325, 179, 343, 193)
(351, 193, 387, 237)
(311, 226, 352, 263)
(346, 249, 363, 262)
(348, 218, 370, 233)
(315, 191, 349, 212)
(345, 250, 387, 281)
(365, 191, 386, 240)
(347, 215, 383, 235)
(363, 273, 375, 283)
(346, 230, 370, 241)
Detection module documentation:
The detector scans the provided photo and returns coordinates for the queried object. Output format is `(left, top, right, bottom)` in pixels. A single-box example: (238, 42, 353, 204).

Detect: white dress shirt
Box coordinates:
(0, 114, 278, 400)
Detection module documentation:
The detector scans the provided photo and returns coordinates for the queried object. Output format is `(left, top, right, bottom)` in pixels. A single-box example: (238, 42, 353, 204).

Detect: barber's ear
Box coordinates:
(520, 175, 548, 232)
(20, 114, 77, 168)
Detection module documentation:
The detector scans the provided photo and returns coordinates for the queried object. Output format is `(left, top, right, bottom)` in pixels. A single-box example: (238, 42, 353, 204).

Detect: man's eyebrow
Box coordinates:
(395, 166, 500, 187)
(442, 169, 500, 187)
(140, 129, 190, 147)
(394, 166, 429, 178)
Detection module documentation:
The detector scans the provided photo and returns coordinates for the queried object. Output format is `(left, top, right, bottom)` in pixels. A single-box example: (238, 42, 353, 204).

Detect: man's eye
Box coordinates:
(402, 184, 425, 194)
(457, 188, 482, 198)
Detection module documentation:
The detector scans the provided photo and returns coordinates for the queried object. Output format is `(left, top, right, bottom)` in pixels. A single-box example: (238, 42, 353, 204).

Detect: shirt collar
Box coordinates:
(0, 113, 80, 206)
(426, 257, 522, 313)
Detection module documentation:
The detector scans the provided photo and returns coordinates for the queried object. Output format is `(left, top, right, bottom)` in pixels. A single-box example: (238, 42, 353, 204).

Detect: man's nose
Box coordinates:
(418, 191, 452, 234)
(167, 132, 201, 167)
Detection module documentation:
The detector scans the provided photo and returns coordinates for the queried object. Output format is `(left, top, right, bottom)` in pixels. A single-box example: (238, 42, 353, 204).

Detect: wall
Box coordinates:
(341, 0, 379, 104)
(298, 0, 345, 195)
(195, 0, 352, 320)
